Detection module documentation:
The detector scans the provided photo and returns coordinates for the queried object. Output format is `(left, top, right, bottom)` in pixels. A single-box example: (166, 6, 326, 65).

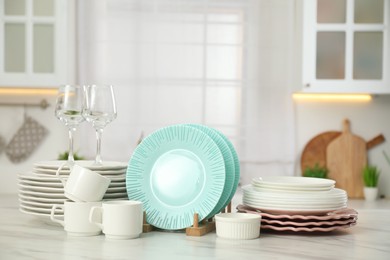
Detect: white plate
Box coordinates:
(19, 189, 66, 199)
(34, 160, 127, 171)
(252, 176, 335, 189)
(108, 182, 126, 187)
(19, 199, 56, 208)
(19, 193, 67, 203)
(19, 173, 125, 183)
(19, 208, 63, 219)
(20, 204, 64, 214)
(252, 184, 334, 192)
(243, 198, 347, 210)
(19, 179, 63, 188)
(18, 173, 60, 183)
(33, 167, 126, 175)
(242, 185, 347, 199)
(243, 192, 347, 204)
(106, 187, 126, 193)
(243, 195, 347, 207)
(19, 184, 64, 193)
(103, 192, 128, 199)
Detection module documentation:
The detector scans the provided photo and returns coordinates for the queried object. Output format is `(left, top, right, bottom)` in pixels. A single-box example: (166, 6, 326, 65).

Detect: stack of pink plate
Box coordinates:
(239, 176, 358, 232)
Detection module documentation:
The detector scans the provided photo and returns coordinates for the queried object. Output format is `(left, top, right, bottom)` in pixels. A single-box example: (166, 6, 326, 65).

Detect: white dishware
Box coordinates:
(215, 213, 261, 240)
(34, 160, 127, 171)
(82, 85, 117, 166)
(58, 165, 111, 202)
(252, 176, 335, 191)
(89, 200, 143, 239)
(54, 85, 85, 164)
(51, 201, 102, 236)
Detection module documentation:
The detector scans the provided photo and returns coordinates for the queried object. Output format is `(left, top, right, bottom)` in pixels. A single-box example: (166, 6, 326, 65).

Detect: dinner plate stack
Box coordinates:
(126, 124, 240, 230)
(18, 160, 128, 222)
(238, 176, 357, 232)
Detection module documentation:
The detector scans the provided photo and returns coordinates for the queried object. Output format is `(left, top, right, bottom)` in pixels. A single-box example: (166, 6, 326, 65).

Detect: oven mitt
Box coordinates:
(0, 135, 6, 155)
(5, 116, 49, 163)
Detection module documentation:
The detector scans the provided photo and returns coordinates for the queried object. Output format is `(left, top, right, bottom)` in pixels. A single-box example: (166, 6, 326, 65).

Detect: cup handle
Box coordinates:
(89, 206, 103, 229)
(55, 161, 69, 187)
(50, 204, 65, 226)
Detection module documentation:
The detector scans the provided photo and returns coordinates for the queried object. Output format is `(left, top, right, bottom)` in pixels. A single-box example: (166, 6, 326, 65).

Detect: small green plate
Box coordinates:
(126, 124, 225, 230)
(187, 124, 235, 218)
(218, 132, 240, 210)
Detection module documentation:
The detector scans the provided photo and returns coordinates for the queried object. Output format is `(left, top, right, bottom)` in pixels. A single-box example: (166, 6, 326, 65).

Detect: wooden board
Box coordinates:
(300, 131, 341, 172)
(326, 119, 366, 198)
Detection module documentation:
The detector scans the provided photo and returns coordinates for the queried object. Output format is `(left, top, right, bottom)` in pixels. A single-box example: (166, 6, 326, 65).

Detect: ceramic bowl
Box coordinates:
(215, 213, 261, 239)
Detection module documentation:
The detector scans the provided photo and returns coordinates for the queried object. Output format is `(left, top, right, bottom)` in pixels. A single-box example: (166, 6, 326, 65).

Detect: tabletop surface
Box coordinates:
(1, 191, 390, 260)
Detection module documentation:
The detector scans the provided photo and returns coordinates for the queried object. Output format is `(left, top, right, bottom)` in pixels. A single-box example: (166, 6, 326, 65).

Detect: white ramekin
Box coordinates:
(215, 213, 261, 239)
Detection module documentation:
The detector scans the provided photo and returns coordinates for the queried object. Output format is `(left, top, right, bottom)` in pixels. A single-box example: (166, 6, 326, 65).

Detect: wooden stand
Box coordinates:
(143, 211, 154, 233)
(185, 201, 232, 237)
(144, 201, 232, 236)
(185, 213, 215, 236)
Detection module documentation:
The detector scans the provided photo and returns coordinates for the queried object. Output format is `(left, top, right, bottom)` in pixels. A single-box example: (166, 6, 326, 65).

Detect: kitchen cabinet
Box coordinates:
(300, 0, 390, 94)
(0, 0, 74, 87)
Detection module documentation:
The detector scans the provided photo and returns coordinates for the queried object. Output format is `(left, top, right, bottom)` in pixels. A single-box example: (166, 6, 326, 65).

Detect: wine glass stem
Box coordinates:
(68, 127, 76, 164)
(95, 128, 104, 165)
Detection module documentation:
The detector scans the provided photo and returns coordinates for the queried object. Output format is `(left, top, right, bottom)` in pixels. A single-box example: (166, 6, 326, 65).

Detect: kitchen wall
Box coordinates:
(294, 95, 390, 198)
(0, 95, 72, 193)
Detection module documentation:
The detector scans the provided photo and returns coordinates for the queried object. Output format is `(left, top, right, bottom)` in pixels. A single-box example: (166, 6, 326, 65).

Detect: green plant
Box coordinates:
(58, 151, 85, 161)
(303, 163, 328, 178)
(363, 165, 380, 187)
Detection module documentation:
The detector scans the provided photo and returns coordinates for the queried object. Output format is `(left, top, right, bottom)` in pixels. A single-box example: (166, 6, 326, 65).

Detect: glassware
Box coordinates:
(54, 85, 85, 164)
(82, 85, 117, 165)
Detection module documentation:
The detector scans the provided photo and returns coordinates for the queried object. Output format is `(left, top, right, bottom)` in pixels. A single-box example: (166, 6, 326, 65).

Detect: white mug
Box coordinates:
(51, 201, 102, 236)
(57, 164, 111, 202)
(89, 200, 143, 239)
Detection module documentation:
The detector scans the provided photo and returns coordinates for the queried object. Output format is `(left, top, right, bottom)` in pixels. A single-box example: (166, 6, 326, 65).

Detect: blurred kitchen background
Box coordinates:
(1, 0, 389, 197)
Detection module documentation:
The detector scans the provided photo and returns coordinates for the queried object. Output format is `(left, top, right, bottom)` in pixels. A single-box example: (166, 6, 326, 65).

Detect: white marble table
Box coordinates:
(1, 194, 390, 260)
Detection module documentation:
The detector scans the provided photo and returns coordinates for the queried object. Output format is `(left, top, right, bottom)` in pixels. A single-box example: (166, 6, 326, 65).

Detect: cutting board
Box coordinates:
(326, 119, 366, 198)
(301, 131, 341, 172)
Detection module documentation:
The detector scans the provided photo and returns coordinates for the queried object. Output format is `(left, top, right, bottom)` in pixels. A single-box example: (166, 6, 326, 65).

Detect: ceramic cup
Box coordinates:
(89, 200, 143, 239)
(57, 164, 111, 202)
(50, 201, 102, 236)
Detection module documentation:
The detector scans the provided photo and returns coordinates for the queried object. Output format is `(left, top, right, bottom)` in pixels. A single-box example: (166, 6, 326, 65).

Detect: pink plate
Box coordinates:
(261, 222, 357, 232)
(236, 204, 358, 221)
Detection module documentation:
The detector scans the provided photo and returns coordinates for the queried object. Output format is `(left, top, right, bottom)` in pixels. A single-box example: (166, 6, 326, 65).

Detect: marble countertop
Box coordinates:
(1, 193, 390, 260)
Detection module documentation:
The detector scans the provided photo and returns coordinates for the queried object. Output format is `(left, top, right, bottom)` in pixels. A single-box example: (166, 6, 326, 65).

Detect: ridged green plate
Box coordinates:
(187, 124, 235, 218)
(126, 124, 225, 230)
(218, 132, 240, 210)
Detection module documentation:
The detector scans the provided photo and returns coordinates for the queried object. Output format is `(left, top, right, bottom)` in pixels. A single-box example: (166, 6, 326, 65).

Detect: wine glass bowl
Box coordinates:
(82, 85, 117, 165)
(54, 85, 85, 164)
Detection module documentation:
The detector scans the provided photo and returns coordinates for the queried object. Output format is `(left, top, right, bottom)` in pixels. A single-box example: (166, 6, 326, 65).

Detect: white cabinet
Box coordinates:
(300, 0, 390, 94)
(0, 0, 74, 87)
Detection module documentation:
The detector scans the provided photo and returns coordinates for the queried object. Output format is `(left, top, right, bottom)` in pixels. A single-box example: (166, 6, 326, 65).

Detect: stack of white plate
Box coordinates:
(18, 160, 128, 222)
(243, 176, 347, 215)
(126, 124, 240, 230)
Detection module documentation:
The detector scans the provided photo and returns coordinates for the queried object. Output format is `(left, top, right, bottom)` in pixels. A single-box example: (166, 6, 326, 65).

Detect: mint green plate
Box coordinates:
(187, 124, 235, 218)
(218, 132, 240, 210)
(126, 124, 225, 230)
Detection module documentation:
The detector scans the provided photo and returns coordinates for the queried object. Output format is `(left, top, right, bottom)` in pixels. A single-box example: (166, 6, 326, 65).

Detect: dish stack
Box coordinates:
(18, 160, 127, 223)
(238, 176, 358, 232)
(126, 124, 240, 230)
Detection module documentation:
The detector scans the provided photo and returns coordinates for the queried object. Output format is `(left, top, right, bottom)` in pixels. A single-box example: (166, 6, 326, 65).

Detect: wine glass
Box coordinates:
(82, 85, 117, 166)
(54, 85, 85, 164)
